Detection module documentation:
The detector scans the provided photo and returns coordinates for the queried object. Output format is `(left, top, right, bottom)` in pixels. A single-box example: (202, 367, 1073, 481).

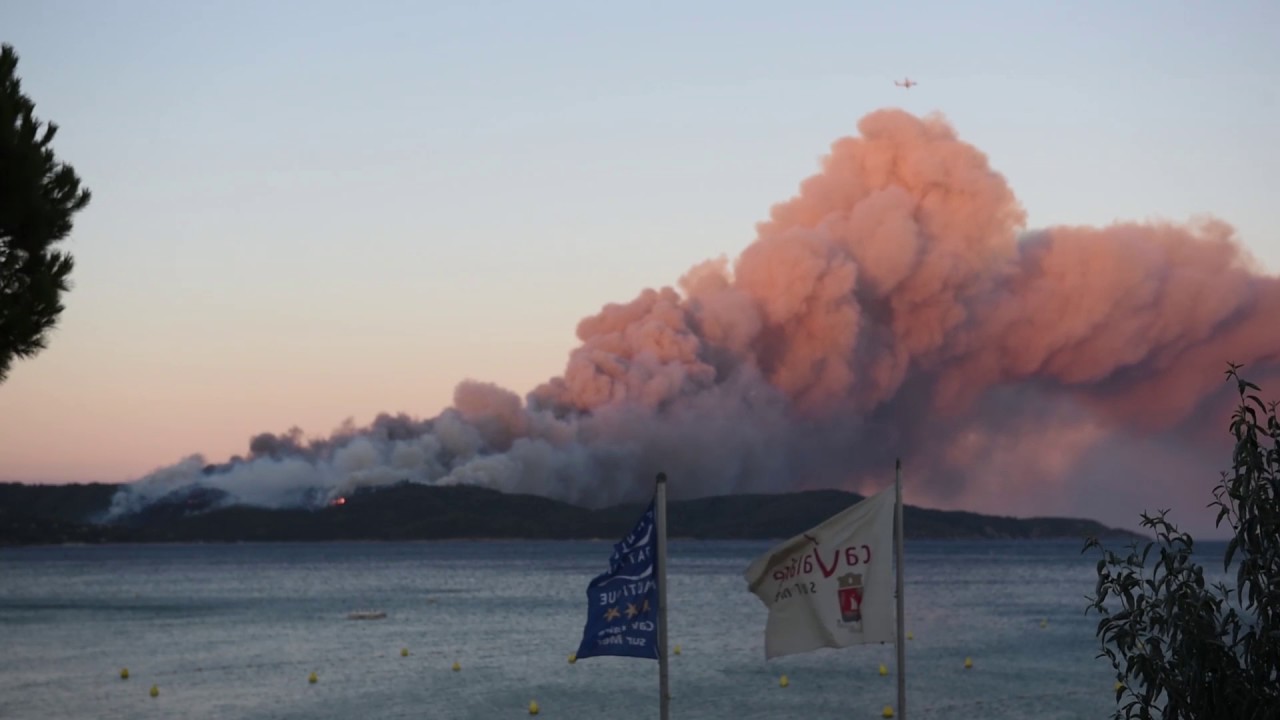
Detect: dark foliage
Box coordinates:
(0, 43, 91, 382)
(1085, 365, 1280, 720)
(2, 480, 1141, 546)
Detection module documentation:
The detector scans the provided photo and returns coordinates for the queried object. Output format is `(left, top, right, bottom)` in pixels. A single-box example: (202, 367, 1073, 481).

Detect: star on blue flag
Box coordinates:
(574, 496, 660, 660)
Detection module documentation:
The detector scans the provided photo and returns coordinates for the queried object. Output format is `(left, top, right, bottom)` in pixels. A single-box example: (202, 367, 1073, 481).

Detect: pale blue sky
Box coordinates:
(1, 0, 1277, 490)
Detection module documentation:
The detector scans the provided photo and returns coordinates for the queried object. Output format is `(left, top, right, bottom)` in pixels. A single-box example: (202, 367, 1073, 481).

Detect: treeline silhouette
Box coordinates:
(0, 481, 1141, 546)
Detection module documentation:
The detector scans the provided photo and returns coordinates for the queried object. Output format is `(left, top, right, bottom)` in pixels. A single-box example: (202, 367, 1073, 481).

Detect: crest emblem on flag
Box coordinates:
(837, 572, 863, 627)
(742, 482, 897, 658)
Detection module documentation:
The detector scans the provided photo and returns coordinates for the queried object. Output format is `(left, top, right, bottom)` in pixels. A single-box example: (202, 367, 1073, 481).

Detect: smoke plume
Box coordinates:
(109, 109, 1280, 532)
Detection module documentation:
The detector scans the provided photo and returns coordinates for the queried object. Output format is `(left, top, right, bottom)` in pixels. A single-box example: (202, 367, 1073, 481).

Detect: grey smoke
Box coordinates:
(107, 110, 1280, 534)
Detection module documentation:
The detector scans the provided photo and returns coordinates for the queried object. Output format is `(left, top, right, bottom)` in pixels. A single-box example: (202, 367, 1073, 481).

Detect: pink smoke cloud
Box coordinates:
(113, 108, 1280, 535)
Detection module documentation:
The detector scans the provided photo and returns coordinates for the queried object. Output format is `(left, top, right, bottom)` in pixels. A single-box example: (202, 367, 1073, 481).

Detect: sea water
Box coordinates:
(0, 539, 1224, 719)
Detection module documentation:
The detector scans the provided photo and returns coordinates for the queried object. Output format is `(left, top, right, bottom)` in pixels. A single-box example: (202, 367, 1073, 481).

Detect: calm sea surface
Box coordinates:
(0, 539, 1227, 719)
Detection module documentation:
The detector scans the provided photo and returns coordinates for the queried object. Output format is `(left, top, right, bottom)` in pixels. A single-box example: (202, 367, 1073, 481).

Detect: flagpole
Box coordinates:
(894, 459, 907, 719)
(655, 472, 671, 720)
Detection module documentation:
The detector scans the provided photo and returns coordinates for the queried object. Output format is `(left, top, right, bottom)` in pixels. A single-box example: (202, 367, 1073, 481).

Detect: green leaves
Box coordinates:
(0, 43, 91, 383)
(1085, 366, 1279, 720)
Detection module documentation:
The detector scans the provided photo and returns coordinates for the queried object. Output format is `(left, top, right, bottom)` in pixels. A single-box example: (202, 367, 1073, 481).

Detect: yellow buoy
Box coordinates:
(878, 663, 888, 676)
(119, 668, 129, 680)
(451, 661, 461, 672)
(567, 653, 577, 664)
(882, 704, 895, 718)
(528, 700, 540, 715)
(1040, 619, 1048, 628)
(907, 631, 914, 640)
(149, 684, 159, 698)
(401, 647, 409, 657)
(964, 657, 973, 669)
(1115, 681, 1125, 692)
(779, 674, 789, 688)
(673, 644, 682, 656)
(308, 672, 317, 684)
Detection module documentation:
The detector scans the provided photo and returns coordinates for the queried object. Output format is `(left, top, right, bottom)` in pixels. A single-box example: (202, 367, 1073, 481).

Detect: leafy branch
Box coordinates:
(1084, 364, 1279, 720)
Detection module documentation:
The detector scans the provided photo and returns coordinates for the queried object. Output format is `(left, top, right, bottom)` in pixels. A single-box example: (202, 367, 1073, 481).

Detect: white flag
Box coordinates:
(743, 483, 897, 659)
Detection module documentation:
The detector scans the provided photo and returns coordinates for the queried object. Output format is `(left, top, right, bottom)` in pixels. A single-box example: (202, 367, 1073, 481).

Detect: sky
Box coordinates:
(1, 0, 1278, 532)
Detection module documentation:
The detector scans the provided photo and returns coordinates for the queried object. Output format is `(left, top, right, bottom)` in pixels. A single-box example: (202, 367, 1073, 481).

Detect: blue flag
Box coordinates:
(575, 497, 660, 660)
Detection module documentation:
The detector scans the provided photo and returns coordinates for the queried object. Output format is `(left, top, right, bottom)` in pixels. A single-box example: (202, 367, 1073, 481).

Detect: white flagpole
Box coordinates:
(655, 472, 671, 720)
(894, 459, 907, 719)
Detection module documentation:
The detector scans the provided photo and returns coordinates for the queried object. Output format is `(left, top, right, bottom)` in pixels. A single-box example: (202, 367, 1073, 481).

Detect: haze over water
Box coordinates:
(0, 540, 1229, 720)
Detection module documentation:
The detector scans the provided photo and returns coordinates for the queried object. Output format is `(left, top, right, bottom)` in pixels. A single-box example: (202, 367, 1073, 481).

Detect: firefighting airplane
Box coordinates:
(894, 77, 917, 89)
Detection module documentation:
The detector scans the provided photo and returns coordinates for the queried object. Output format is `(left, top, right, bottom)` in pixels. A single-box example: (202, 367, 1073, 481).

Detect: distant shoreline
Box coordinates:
(1, 481, 1147, 547)
(3, 535, 1144, 550)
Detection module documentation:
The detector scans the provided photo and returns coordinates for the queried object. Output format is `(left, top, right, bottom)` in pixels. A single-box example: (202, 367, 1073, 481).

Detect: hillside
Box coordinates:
(0, 481, 1144, 546)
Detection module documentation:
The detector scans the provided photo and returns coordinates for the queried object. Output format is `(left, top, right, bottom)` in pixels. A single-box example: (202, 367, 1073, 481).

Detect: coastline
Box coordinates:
(0, 481, 1148, 548)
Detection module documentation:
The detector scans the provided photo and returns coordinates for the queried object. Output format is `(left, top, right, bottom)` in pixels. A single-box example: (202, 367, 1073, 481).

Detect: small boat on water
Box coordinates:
(346, 610, 387, 620)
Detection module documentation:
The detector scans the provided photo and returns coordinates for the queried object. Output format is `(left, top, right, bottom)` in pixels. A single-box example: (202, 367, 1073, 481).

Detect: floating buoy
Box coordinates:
(878, 663, 888, 676)
(964, 657, 973, 669)
(401, 647, 409, 657)
(528, 700, 540, 715)
(1040, 619, 1048, 628)
(779, 674, 789, 688)
(1115, 681, 1125, 692)
(882, 704, 895, 718)
(907, 631, 914, 640)
(567, 653, 577, 664)
(119, 668, 129, 680)
(308, 672, 317, 684)
(149, 684, 159, 698)
(673, 645, 682, 656)
(451, 661, 461, 672)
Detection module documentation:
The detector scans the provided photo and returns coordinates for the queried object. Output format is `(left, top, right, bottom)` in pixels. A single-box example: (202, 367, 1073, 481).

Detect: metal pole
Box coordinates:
(655, 472, 671, 720)
(894, 459, 907, 719)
